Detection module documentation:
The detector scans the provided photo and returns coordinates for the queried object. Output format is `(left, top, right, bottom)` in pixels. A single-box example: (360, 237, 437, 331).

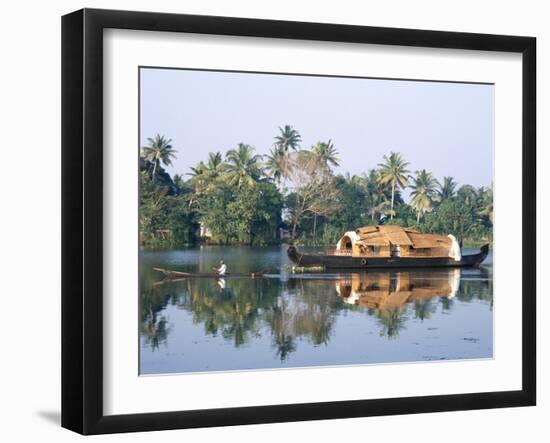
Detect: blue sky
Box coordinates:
(140, 67, 494, 189)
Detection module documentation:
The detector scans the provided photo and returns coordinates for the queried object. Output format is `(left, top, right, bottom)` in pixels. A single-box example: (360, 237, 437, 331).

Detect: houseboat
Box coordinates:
(287, 225, 489, 269)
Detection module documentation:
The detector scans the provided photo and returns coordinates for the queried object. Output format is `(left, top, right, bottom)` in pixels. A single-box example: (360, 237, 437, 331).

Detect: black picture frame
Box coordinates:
(62, 8, 536, 435)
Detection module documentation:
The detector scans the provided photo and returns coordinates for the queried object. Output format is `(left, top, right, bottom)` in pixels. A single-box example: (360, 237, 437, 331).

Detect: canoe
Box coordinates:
(153, 267, 268, 279)
(287, 244, 489, 270)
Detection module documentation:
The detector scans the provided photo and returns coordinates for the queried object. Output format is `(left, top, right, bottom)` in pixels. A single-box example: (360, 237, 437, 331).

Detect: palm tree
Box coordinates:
(188, 161, 207, 178)
(308, 140, 340, 242)
(377, 152, 410, 219)
(363, 170, 388, 222)
(141, 134, 177, 180)
(188, 153, 225, 183)
(264, 146, 291, 184)
(311, 140, 340, 170)
(409, 169, 438, 223)
(437, 176, 457, 201)
(206, 151, 222, 169)
(476, 185, 494, 224)
(205, 151, 226, 177)
(269, 125, 301, 184)
(457, 184, 478, 207)
(225, 143, 263, 188)
(186, 161, 209, 205)
(173, 173, 185, 192)
(274, 125, 301, 153)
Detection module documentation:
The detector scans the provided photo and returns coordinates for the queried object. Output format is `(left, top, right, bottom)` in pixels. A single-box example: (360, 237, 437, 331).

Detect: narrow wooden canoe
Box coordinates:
(153, 267, 268, 279)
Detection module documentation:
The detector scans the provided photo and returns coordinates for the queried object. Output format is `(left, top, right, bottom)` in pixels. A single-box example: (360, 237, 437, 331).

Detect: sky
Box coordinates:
(140, 67, 494, 191)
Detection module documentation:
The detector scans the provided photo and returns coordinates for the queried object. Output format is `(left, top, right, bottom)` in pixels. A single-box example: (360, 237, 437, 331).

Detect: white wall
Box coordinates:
(0, 1, 545, 442)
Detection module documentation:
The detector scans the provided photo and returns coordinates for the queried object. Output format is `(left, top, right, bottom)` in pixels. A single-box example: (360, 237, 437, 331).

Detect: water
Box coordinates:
(139, 246, 493, 375)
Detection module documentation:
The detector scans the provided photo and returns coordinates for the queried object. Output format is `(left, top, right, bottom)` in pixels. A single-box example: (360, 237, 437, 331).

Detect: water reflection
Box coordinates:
(338, 269, 460, 304)
(140, 263, 492, 370)
(336, 269, 461, 338)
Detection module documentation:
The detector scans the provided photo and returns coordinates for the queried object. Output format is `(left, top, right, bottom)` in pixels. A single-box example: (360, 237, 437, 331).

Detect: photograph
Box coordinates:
(138, 67, 494, 375)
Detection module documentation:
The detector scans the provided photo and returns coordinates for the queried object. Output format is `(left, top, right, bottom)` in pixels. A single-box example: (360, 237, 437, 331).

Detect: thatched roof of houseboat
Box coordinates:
(407, 232, 452, 249)
(353, 225, 451, 249)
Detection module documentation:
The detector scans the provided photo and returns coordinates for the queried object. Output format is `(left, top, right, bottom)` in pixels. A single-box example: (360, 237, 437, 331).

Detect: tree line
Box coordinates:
(139, 126, 493, 247)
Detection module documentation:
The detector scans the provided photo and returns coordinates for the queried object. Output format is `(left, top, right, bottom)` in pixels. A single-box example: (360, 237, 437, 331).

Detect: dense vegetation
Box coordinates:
(139, 127, 493, 247)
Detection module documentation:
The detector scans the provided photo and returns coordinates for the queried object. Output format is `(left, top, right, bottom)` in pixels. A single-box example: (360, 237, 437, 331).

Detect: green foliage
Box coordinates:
(274, 124, 301, 152)
(409, 169, 439, 222)
(224, 143, 263, 189)
(422, 200, 478, 242)
(285, 150, 341, 241)
(198, 181, 283, 245)
(437, 176, 457, 201)
(140, 171, 169, 243)
(392, 202, 419, 227)
(139, 132, 492, 248)
(264, 146, 291, 184)
(311, 139, 340, 169)
(140, 164, 199, 247)
(377, 151, 410, 219)
(165, 195, 198, 245)
(312, 174, 368, 245)
(141, 134, 177, 181)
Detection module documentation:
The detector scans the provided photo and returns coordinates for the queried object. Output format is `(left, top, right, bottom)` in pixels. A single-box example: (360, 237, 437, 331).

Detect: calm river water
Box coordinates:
(140, 246, 493, 375)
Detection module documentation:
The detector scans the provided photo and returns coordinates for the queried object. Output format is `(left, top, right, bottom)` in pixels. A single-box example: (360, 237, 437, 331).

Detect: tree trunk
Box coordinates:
(291, 219, 298, 242)
(390, 183, 395, 219)
(152, 160, 158, 181)
(417, 210, 420, 223)
(313, 214, 317, 244)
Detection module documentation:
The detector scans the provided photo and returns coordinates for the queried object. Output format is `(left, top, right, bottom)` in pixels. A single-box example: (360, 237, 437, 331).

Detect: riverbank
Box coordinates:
(141, 238, 492, 250)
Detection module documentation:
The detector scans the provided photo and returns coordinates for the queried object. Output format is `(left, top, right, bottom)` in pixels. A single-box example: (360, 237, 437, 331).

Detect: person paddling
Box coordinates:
(213, 260, 227, 276)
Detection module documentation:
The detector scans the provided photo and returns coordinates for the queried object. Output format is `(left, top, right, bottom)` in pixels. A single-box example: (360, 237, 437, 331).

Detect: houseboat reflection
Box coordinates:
(335, 268, 461, 310)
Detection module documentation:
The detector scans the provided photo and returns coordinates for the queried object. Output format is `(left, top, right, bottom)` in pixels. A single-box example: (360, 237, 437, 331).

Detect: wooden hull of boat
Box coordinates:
(153, 268, 266, 279)
(287, 245, 489, 269)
